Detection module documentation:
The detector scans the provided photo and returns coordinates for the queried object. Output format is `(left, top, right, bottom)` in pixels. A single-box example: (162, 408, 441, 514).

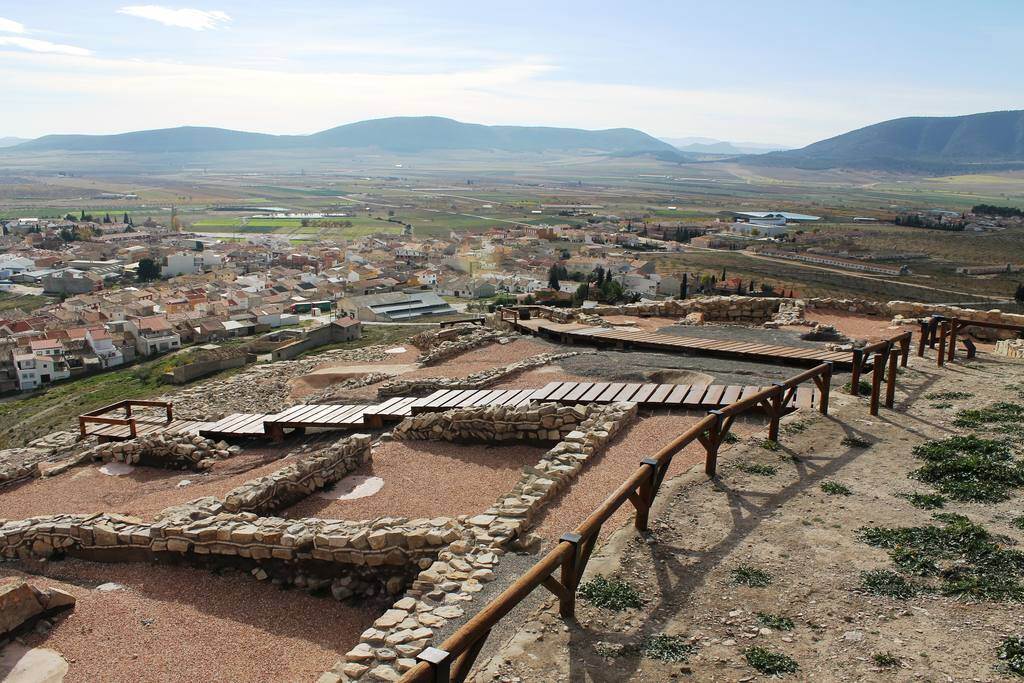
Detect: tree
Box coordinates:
(680, 273, 688, 299)
(123, 212, 130, 224)
(137, 258, 161, 282)
(1015, 283, 1024, 303)
(547, 265, 561, 291)
(573, 281, 590, 304)
(721, 267, 727, 280)
(79, 209, 85, 221)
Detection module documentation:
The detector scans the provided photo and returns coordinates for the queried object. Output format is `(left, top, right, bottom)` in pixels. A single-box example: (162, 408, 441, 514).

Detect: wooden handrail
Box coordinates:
(401, 364, 833, 682)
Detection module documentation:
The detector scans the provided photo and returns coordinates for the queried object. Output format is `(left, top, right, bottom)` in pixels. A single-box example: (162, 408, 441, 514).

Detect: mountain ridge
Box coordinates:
(12, 116, 676, 155)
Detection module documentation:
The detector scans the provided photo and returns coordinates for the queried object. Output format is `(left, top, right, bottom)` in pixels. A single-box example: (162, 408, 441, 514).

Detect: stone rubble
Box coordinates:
(91, 433, 237, 471)
(303, 373, 394, 405)
(377, 352, 581, 399)
(0, 579, 76, 640)
(391, 402, 592, 444)
(163, 345, 393, 419)
(412, 325, 511, 366)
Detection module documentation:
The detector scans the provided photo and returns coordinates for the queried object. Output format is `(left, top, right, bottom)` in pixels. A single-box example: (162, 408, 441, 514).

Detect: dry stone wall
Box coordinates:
(414, 326, 510, 366)
(391, 403, 590, 443)
(222, 434, 371, 514)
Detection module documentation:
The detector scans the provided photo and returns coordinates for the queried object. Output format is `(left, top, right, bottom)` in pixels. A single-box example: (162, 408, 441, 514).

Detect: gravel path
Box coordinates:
(283, 441, 548, 521)
(0, 448, 293, 520)
(2, 561, 379, 683)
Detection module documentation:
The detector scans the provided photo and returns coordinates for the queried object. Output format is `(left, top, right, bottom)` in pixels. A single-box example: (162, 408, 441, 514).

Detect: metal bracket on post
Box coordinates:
(558, 532, 584, 618)
(417, 646, 452, 683)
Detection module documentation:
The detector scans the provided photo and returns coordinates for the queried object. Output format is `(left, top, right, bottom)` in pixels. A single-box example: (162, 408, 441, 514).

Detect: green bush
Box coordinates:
(744, 647, 799, 675)
(578, 576, 643, 611)
(910, 435, 1024, 503)
(731, 565, 772, 587)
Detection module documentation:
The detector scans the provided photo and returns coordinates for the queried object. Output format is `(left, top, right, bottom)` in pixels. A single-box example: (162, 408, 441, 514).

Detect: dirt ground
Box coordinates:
(0, 447, 292, 520)
(0, 561, 379, 683)
(480, 353, 1024, 682)
(283, 440, 549, 521)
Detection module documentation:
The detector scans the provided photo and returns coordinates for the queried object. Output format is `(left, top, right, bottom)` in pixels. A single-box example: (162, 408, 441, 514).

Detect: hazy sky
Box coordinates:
(1, 1, 1021, 146)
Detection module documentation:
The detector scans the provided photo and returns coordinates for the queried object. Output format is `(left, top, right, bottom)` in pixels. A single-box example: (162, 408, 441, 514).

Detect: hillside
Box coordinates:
(751, 109, 1024, 172)
(12, 116, 675, 155)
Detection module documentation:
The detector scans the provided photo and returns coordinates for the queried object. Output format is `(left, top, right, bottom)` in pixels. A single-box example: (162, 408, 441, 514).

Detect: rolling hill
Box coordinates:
(751, 109, 1024, 172)
(12, 116, 676, 155)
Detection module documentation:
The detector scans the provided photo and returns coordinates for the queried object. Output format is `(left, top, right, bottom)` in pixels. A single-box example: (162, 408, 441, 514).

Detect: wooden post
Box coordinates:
(900, 332, 911, 367)
(947, 320, 958, 362)
(767, 384, 784, 442)
(124, 402, 133, 418)
(166, 402, 173, 423)
(917, 321, 928, 357)
(869, 352, 885, 416)
(850, 349, 864, 395)
(885, 348, 899, 408)
(703, 411, 724, 477)
(416, 647, 451, 682)
(937, 322, 947, 367)
(634, 466, 654, 532)
(819, 363, 832, 415)
(128, 419, 137, 438)
(78, 417, 87, 439)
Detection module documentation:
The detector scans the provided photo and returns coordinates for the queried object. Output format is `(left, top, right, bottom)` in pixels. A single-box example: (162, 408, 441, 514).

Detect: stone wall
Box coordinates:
(414, 326, 510, 366)
(222, 433, 371, 514)
(377, 352, 580, 399)
(518, 296, 785, 325)
(324, 401, 639, 681)
(93, 434, 237, 471)
(391, 402, 589, 443)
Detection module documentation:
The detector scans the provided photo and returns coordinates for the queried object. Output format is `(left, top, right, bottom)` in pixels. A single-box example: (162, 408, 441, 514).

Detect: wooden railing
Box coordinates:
(937, 317, 1023, 364)
(498, 308, 519, 325)
(848, 331, 911, 397)
(78, 400, 173, 438)
(401, 363, 834, 683)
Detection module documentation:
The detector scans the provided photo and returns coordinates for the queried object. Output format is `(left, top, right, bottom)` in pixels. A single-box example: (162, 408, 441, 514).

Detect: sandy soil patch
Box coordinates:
(0, 448, 294, 520)
(805, 310, 903, 341)
(0, 561, 378, 683)
(284, 440, 548, 521)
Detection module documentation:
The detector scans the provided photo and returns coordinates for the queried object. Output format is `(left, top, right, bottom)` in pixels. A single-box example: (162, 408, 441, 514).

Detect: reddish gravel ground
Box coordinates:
(530, 413, 758, 542)
(284, 440, 547, 521)
(804, 311, 902, 341)
(491, 365, 590, 389)
(396, 339, 556, 381)
(601, 315, 680, 331)
(0, 448, 294, 520)
(1, 561, 378, 683)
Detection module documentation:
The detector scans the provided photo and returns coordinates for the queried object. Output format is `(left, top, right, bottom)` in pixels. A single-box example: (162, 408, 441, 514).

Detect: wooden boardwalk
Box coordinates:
(516, 319, 852, 368)
(193, 379, 819, 441)
(86, 419, 212, 441)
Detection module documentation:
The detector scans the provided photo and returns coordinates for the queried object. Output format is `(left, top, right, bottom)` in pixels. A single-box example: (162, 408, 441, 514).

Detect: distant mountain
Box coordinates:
(660, 137, 789, 155)
(0, 137, 30, 148)
(751, 110, 1024, 172)
(13, 117, 676, 155)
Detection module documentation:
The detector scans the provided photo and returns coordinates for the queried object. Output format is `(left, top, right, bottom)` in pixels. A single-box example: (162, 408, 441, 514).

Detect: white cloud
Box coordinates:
(117, 5, 230, 31)
(0, 37, 90, 56)
(0, 17, 26, 34)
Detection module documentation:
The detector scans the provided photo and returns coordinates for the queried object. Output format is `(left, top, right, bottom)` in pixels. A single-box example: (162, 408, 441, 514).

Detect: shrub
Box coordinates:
(578, 576, 643, 611)
(841, 436, 872, 448)
(898, 492, 946, 510)
(744, 647, 799, 675)
(843, 379, 872, 395)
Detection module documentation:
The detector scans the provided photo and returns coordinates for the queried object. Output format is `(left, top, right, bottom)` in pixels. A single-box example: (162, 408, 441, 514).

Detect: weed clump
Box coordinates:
(737, 462, 778, 476)
(859, 569, 921, 599)
(1012, 515, 1024, 531)
(872, 651, 901, 668)
(858, 513, 1024, 601)
(821, 481, 852, 496)
(731, 565, 772, 587)
(843, 380, 873, 395)
(756, 612, 795, 631)
(954, 402, 1024, 438)
(925, 391, 973, 401)
(757, 438, 781, 451)
(898, 492, 946, 510)
(999, 635, 1024, 676)
(641, 634, 697, 662)
(841, 435, 872, 448)
(744, 647, 799, 675)
(910, 435, 1024, 503)
(578, 576, 643, 611)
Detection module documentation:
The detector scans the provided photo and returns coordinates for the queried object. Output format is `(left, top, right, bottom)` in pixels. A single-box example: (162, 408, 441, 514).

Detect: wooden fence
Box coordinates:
(78, 399, 173, 439)
(401, 363, 836, 683)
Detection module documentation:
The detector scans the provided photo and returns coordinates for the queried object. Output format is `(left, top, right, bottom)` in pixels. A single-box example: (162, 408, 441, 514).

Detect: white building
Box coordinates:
(161, 251, 223, 278)
(124, 315, 181, 356)
(86, 328, 124, 368)
(13, 341, 71, 390)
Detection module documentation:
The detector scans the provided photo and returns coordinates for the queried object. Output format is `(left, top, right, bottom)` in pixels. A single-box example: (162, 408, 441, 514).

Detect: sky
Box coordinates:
(0, 1, 1021, 146)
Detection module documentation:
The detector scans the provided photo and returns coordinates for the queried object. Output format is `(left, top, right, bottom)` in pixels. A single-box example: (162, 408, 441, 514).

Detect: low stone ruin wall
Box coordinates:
(519, 295, 785, 325)
(0, 580, 76, 640)
(0, 510, 461, 596)
(392, 403, 590, 443)
(302, 372, 393, 405)
(413, 325, 510, 366)
(222, 433, 371, 514)
(92, 434, 238, 471)
(378, 351, 580, 398)
(326, 401, 639, 681)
